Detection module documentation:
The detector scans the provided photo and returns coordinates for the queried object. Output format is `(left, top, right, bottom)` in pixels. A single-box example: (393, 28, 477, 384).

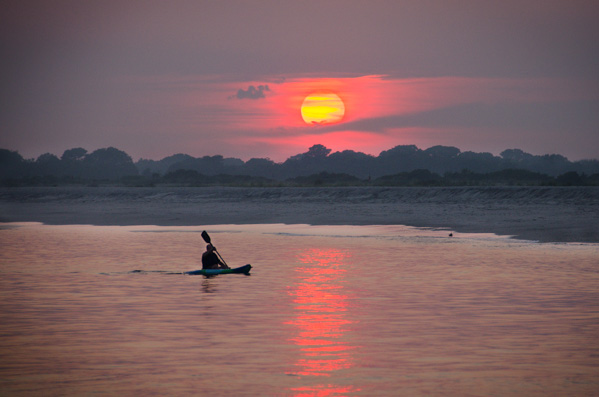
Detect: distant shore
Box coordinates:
(1, 186, 598, 243)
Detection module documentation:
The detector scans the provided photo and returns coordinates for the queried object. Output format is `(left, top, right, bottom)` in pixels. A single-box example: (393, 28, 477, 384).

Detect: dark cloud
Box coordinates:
(235, 85, 270, 100)
(325, 100, 599, 133)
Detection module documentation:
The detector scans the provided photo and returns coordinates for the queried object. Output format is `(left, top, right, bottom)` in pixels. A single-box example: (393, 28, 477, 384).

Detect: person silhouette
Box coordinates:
(202, 244, 229, 270)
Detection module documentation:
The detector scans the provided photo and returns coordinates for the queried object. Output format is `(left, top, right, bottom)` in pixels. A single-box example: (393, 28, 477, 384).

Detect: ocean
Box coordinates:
(1, 187, 598, 395)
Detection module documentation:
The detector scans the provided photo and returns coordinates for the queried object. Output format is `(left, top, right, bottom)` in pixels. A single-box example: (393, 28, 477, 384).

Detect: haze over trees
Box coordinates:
(1, 144, 599, 186)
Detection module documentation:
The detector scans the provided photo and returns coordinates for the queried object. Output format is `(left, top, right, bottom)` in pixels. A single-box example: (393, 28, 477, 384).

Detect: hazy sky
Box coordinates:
(2, 0, 598, 162)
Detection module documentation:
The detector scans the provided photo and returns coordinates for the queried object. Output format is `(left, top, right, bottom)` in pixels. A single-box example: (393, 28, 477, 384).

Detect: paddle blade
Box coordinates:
(201, 230, 212, 244)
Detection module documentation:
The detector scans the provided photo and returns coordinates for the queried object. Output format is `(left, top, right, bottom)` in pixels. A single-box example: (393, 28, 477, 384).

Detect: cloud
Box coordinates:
(320, 100, 599, 134)
(234, 84, 270, 100)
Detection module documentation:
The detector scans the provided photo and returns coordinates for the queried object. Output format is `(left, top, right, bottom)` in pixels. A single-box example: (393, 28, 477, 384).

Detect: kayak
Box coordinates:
(185, 264, 252, 276)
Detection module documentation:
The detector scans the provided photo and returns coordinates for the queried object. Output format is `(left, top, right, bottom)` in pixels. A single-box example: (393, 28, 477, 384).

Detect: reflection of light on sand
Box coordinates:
(286, 249, 360, 394)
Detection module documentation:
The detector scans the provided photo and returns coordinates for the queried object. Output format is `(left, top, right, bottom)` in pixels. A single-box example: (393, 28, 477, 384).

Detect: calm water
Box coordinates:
(1, 223, 598, 396)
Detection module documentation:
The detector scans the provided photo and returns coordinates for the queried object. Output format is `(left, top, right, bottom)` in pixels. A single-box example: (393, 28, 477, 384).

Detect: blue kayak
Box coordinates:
(185, 264, 252, 276)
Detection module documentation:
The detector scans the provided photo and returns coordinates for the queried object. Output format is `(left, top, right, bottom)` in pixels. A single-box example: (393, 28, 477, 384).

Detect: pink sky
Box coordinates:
(114, 74, 598, 161)
(2, 1, 598, 162)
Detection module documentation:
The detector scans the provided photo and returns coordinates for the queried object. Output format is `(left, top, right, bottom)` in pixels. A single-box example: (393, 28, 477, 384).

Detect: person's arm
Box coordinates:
(218, 256, 229, 269)
(210, 246, 228, 269)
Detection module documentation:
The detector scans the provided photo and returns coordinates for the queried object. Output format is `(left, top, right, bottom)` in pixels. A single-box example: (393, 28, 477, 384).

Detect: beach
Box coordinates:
(1, 186, 598, 243)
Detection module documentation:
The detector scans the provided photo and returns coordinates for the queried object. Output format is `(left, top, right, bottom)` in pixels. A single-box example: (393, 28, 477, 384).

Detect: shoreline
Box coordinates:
(1, 186, 598, 244)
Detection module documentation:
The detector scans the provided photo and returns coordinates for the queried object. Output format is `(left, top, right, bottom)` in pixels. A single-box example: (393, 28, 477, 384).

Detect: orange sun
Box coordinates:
(301, 92, 345, 125)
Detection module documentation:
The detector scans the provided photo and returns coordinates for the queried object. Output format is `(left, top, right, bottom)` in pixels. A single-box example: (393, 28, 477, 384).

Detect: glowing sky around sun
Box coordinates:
(301, 93, 345, 125)
(177, 74, 595, 161)
(1, 1, 598, 162)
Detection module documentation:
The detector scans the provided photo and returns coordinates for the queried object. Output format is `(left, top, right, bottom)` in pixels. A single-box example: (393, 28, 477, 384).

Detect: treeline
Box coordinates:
(138, 144, 599, 180)
(2, 144, 599, 187)
(0, 147, 138, 185)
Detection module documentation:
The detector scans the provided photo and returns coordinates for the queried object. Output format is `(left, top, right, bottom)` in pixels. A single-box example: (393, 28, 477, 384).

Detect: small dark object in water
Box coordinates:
(449, 233, 453, 237)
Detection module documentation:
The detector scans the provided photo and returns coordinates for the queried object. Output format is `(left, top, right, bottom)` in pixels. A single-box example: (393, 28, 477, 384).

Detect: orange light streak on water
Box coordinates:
(286, 248, 360, 394)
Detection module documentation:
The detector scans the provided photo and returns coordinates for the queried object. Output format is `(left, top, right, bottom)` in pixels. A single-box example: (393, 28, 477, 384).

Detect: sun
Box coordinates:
(301, 92, 345, 125)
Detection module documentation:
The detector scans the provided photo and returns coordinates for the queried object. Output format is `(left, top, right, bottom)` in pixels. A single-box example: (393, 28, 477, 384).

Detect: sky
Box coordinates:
(2, 0, 598, 162)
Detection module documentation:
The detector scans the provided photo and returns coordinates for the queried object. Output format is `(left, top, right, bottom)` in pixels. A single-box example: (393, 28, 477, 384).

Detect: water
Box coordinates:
(1, 222, 598, 396)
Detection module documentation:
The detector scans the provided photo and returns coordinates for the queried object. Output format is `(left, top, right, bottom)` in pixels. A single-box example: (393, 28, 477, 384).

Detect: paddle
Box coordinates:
(201, 230, 229, 268)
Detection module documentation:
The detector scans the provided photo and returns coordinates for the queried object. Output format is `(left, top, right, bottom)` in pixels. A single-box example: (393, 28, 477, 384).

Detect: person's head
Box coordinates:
(206, 244, 214, 251)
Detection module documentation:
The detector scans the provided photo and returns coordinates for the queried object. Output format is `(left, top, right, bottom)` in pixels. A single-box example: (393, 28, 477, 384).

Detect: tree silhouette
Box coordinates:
(2, 144, 599, 186)
(0, 149, 28, 178)
(304, 144, 331, 159)
(61, 148, 87, 162)
(82, 147, 138, 179)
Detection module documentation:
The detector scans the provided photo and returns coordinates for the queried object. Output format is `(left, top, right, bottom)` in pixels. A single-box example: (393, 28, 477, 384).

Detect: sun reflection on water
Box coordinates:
(286, 248, 360, 395)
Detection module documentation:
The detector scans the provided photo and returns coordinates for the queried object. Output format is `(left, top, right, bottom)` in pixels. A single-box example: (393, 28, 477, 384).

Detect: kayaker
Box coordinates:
(202, 244, 229, 270)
